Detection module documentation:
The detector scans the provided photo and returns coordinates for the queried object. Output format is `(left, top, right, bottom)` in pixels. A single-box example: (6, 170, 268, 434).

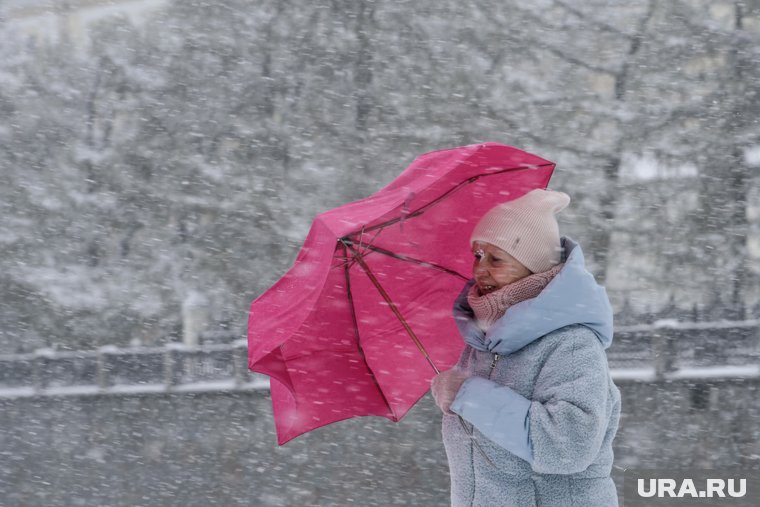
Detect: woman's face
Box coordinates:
(472, 241, 532, 295)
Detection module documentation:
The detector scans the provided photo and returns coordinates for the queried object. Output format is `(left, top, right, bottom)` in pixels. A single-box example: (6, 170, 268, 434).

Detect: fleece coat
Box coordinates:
(442, 238, 621, 507)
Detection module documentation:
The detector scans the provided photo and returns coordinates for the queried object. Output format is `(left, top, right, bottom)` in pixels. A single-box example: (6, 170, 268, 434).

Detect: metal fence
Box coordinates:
(1, 320, 758, 399)
(608, 319, 760, 380)
(0, 340, 268, 398)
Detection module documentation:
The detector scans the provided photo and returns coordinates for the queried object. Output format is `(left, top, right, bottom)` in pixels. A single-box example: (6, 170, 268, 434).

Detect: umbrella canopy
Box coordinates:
(248, 142, 556, 444)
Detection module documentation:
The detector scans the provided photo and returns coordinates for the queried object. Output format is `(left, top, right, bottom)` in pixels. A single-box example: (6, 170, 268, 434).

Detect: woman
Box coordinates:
(431, 189, 621, 506)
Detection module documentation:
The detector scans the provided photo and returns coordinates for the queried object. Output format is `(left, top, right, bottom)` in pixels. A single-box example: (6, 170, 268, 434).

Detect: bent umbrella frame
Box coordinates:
(248, 143, 556, 444)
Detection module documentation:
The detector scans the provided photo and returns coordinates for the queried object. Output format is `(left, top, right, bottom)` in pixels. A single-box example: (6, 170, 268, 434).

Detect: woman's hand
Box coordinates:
(431, 368, 469, 414)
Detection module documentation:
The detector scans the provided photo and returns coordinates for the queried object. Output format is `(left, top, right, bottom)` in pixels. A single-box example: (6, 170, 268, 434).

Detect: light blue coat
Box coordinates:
(442, 238, 621, 506)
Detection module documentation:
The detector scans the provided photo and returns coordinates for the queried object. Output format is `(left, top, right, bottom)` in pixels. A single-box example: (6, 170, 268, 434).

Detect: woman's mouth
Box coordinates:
(478, 283, 497, 295)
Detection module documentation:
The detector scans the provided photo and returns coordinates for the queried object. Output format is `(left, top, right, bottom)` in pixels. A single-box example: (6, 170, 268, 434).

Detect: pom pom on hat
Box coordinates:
(470, 189, 570, 273)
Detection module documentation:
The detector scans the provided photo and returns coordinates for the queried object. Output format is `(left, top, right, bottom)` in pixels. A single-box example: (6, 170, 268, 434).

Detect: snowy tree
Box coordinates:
(1, 0, 759, 352)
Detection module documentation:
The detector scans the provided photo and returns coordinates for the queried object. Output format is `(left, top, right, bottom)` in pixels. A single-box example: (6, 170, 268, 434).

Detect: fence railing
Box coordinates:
(608, 319, 760, 379)
(0, 340, 269, 399)
(1, 320, 758, 399)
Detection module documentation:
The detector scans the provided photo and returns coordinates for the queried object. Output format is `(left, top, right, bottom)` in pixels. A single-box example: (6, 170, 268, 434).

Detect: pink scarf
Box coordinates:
(467, 263, 564, 331)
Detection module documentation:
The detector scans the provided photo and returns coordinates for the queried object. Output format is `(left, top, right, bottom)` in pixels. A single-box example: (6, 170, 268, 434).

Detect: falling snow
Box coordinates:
(1, 0, 759, 506)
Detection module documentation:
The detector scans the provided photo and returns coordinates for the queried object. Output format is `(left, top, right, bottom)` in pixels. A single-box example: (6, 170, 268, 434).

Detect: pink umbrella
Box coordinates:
(248, 142, 556, 444)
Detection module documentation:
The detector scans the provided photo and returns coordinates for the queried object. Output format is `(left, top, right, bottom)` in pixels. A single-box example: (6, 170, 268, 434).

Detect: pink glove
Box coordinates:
(431, 368, 469, 414)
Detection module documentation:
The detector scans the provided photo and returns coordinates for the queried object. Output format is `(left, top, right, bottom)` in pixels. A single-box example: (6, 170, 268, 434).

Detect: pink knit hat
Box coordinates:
(470, 189, 570, 273)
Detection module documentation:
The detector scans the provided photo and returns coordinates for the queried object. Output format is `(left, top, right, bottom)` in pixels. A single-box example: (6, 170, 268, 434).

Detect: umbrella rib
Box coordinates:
(358, 244, 469, 281)
(344, 241, 441, 375)
(342, 243, 398, 421)
(360, 164, 553, 234)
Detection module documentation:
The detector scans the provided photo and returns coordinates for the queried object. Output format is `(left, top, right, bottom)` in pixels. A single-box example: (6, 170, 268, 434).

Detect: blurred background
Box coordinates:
(1, 0, 758, 353)
(1, 1, 759, 505)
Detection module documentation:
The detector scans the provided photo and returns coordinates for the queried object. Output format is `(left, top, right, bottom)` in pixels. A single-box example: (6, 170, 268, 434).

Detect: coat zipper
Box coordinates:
(488, 353, 500, 377)
(464, 351, 501, 479)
